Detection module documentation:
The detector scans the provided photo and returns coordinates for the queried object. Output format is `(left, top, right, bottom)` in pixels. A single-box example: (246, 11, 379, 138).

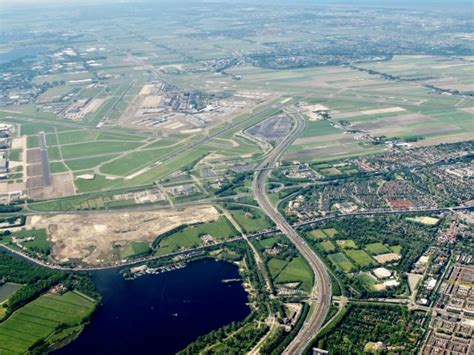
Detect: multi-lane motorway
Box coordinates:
(252, 111, 332, 354)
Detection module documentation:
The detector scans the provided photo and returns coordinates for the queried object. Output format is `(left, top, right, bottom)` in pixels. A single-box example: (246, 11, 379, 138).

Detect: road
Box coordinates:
(252, 110, 332, 355)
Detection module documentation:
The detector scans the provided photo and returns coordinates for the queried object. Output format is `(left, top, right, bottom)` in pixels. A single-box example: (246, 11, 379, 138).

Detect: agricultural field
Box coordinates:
(0, 291, 96, 354)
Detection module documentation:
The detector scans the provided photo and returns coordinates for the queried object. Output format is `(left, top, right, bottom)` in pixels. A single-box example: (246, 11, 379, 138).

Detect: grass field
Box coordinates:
(365, 243, 391, 255)
(318, 240, 336, 253)
(322, 228, 337, 238)
(120, 241, 151, 259)
(389, 245, 402, 254)
(406, 216, 440, 226)
(258, 236, 281, 248)
(0, 291, 96, 354)
(328, 253, 355, 273)
(356, 272, 378, 291)
(8, 229, 51, 255)
(300, 120, 341, 138)
(231, 209, 273, 233)
(307, 228, 337, 240)
(307, 229, 327, 240)
(345, 249, 377, 267)
(336, 240, 357, 249)
(274, 256, 313, 292)
(65, 155, 120, 171)
(0, 283, 23, 304)
(267, 257, 288, 279)
(50, 162, 69, 174)
(99, 147, 176, 176)
(61, 141, 142, 160)
(319, 167, 342, 176)
(155, 216, 237, 256)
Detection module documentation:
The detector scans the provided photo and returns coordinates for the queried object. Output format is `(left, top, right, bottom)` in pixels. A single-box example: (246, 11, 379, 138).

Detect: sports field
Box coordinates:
(345, 249, 377, 268)
(328, 253, 355, 273)
(317, 241, 336, 253)
(336, 240, 357, 249)
(307, 228, 338, 240)
(365, 243, 391, 255)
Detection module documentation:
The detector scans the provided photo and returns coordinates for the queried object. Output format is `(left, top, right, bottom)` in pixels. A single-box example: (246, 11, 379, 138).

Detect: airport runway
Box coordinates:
(38, 131, 51, 187)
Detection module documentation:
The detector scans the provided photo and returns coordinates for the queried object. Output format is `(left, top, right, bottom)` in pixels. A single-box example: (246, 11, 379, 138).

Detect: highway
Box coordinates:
(252, 110, 332, 355)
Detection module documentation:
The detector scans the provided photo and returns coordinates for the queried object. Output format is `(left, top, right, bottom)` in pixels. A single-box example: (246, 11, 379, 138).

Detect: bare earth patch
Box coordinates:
(29, 205, 220, 265)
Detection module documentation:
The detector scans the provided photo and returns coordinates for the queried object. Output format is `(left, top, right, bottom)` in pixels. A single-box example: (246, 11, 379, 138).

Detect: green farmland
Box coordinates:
(0, 291, 96, 354)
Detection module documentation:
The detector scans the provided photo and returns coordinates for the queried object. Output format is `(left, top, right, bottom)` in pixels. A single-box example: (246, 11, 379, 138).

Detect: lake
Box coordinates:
(55, 259, 250, 354)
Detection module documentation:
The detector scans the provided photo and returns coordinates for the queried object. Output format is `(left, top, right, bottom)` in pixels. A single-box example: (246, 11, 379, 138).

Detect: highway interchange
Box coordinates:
(252, 111, 332, 354)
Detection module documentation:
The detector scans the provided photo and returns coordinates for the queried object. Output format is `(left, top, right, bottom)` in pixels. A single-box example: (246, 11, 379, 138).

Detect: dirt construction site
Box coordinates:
(28, 205, 220, 265)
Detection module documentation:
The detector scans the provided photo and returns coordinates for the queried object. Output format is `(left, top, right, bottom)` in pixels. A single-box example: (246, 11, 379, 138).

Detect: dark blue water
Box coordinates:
(56, 259, 250, 355)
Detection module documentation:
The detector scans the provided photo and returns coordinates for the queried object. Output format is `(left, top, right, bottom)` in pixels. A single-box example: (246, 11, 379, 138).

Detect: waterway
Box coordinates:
(55, 259, 250, 354)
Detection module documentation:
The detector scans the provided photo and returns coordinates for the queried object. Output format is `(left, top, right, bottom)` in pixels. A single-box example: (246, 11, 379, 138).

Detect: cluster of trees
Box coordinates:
(261, 303, 310, 354)
(178, 314, 258, 354)
(303, 215, 437, 297)
(0, 204, 21, 213)
(215, 172, 252, 196)
(0, 252, 100, 319)
(0, 215, 25, 227)
(314, 303, 423, 353)
(179, 240, 273, 353)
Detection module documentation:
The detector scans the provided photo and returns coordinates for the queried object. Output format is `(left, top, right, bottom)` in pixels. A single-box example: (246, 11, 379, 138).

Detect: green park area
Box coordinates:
(230, 208, 274, 234)
(0, 229, 51, 256)
(315, 304, 423, 353)
(155, 216, 238, 256)
(274, 256, 313, 292)
(119, 241, 151, 260)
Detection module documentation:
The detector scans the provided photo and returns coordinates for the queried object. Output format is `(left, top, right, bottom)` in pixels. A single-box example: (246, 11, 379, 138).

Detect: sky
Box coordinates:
(0, 0, 471, 6)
